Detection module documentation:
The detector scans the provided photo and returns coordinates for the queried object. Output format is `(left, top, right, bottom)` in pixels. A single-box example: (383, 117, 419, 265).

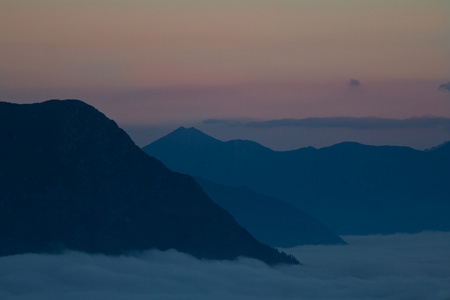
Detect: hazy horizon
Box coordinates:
(123, 116, 450, 151)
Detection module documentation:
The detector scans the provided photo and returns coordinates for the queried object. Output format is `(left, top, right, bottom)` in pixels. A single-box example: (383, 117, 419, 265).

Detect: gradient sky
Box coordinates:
(1, 0, 450, 149)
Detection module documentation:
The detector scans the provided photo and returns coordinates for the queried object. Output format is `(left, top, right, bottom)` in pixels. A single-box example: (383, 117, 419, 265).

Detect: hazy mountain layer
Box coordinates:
(195, 177, 346, 247)
(0, 100, 298, 265)
(143, 127, 450, 235)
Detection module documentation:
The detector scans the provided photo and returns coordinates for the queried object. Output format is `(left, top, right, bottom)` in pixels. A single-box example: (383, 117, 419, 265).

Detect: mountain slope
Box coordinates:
(0, 100, 298, 265)
(194, 177, 346, 247)
(143, 127, 450, 235)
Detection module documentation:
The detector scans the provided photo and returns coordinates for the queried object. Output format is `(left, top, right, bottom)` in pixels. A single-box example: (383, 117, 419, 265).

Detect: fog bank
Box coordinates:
(1, 231, 449, 300)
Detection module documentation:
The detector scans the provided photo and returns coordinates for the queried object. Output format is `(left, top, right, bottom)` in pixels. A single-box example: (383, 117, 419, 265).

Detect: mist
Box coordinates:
(1, 231, 449, 300)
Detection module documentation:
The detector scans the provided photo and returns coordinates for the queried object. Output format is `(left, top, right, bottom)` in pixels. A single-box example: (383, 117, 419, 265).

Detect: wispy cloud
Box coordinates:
(0, 232, 449, 300)
(202, 118, 256, 127)
(203, 117, 450, 130)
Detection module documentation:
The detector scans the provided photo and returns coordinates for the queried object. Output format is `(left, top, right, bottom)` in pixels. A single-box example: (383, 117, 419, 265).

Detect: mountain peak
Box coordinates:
(147, 127, 272, 154)
(174, 126, 209, 134)
(172, 126, 210, 137)
(143, 127, 222, 151)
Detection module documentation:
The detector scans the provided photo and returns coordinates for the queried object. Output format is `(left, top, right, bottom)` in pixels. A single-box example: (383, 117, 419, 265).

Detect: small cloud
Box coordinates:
(348, 79, 361, 87)
(438, 82, 450, 92)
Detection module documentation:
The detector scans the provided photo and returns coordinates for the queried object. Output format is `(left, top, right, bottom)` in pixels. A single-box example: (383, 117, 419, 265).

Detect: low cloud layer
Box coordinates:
(204, 116, 450, 130)
(439, 82, 450, 92)
(1, 231, 449, 300)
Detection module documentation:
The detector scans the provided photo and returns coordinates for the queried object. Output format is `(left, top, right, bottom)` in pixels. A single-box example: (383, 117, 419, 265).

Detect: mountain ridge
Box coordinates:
(144, 127, 450, 235)
(0, 100, 299, 265)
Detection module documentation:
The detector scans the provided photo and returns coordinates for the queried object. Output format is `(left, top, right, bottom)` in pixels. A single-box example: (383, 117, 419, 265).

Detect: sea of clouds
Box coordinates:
(1, 231, 449, 300)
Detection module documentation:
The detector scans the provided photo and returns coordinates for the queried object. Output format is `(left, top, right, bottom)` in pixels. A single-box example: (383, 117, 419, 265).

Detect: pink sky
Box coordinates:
(1, 0, 450, 149)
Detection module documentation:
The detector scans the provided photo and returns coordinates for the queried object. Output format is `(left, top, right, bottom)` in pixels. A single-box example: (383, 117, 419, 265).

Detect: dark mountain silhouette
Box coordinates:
(0, 100, 298, 265)
(194, 177, 346, 247)
(143, 127, 450, 235)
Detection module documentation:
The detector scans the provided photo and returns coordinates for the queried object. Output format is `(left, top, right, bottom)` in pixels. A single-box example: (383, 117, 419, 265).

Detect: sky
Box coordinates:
(1, 0, 450, 149)
(1, 231, 450, 300)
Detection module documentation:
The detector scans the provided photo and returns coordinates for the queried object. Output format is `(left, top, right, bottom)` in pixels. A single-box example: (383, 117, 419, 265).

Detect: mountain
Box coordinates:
(194, 177, 346, 247)
(146, 127, 273, 185)
(0, 100, 299, 265)
(143, 127, 450, 235)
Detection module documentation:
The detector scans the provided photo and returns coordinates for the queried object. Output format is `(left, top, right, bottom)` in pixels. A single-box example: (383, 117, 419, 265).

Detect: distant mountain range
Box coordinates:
(194, 177, 346, 247)
(143, 127, 450, 235)
(0, 100, 298, 265)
